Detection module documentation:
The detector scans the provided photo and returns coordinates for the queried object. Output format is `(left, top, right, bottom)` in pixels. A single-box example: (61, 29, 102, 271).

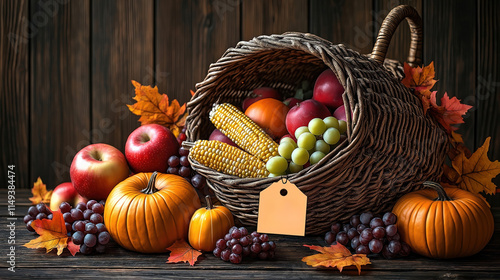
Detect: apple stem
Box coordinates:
(141, 171, 158, 194)
(205, 195, 213, 210)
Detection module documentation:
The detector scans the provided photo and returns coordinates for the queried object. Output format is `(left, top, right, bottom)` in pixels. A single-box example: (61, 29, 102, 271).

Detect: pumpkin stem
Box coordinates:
(141, 171, 158, 194)
(205, 195, 213, 210)
(423, 181, 452, 201)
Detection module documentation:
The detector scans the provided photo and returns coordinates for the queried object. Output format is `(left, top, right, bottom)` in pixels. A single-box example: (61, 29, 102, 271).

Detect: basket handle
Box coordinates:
(370, 5, 422, 67)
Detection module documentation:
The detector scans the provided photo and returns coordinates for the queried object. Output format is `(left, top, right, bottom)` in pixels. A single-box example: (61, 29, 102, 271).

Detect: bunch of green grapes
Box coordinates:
(266, 117, 347, 176)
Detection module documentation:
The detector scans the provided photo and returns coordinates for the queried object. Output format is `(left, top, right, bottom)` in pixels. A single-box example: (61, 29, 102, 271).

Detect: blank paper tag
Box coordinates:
(257, 180, 307, 236)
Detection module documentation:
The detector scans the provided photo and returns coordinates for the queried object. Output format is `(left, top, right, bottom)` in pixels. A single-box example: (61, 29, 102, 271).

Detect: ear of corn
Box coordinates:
(209, 103, 278, 163)
(189, 140, 269, 178)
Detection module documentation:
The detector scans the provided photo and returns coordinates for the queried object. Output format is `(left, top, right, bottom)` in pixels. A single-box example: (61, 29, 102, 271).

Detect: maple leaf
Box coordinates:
(447, 131, 472, 160)
(302, 243, 370, 275)
(127, 80, 187, 137)
(414, 89, 433, 114)
(29, 177, 53, 205)
(166, 239, 202, 266)
(444, 137, 500, 195)
(24, 211, 68, 255)
(67, 239, 80, 256)
(429, 92, 472, 133)
(402, 61, 438, 91)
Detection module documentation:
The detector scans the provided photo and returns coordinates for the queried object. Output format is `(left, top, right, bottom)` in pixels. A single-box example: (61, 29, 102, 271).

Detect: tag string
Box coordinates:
(280, 175, 289, 184)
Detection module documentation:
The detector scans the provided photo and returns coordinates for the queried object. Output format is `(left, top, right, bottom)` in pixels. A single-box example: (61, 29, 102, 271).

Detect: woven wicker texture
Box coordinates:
(185, 5, 448, 235)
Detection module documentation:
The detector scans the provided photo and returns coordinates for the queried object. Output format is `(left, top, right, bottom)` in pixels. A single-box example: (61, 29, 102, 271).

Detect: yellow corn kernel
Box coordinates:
(209, 103, 278, 163)
(189, 140, 269, 178)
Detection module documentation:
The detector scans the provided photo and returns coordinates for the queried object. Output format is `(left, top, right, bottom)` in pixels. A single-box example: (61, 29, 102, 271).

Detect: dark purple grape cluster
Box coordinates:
(213, 226, 277, 264)
(170, 127, 211, 198)
(59, 200, 111, 254)
(24, 203, 53, 231)
(325, 212, 411, 258)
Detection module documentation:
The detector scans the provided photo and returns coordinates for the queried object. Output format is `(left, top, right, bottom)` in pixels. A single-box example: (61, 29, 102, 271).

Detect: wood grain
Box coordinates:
(0, 0, 29, 189)
(156, 0, 240, 106)
(374, 0, 422, 63)
(2, 189, 500, 278)
(422, 0, 476, 149)
(310, 0, 373, 54)
(30, 0, 90, 187)
(91, 0, 154, 150)
(477, 0, 500, 205)
(242, 0, 308, 41)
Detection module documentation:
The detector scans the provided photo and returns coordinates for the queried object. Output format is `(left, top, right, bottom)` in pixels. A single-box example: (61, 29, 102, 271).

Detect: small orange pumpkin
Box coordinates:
(188, 195, 234, 252)
(245, 98, 289, 139)
(104, 172, 201, 253)
(392, 181, 494, 259)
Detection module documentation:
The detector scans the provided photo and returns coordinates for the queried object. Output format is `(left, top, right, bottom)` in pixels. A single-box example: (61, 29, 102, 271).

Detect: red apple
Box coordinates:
(209, 129, 238, 148)
(313, 69, 345, 110)
(125, 124, 179, 173)
(285, 99, 331, 137)
(333, 105, 347, 121)
(70, 143, 129, 200)
(242, 87, 281, 111)
(283, 97, 302, 108)
(49, 182, 87, 211)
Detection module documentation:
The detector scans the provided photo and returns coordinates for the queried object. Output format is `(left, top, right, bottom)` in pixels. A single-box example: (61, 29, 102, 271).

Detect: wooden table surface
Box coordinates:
(1, 189, 499, 279)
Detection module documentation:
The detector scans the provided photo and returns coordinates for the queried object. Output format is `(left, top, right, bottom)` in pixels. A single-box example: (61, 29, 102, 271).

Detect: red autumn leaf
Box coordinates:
(302, 243, 370, 275)
(402, 61, 438, 91)
(29, 177, 53, 205)
(127, 80, 187, 137)
(166, 239, 203, 266)
(429, 92, 472, 133)
(23, 211, 68, 255)
(67, 239, 80, 256)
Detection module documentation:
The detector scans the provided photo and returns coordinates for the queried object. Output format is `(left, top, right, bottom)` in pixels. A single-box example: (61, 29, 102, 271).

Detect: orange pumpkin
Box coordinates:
(245, 98, 289, 139)
(392, 181, 494, 259)
(188, 195, 234, 252)
(103, 172, 201, 253)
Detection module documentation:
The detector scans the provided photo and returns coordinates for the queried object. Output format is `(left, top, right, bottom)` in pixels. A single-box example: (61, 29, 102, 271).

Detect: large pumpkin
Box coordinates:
(392, 181, 494, 259)
(188, 195, 234, 252)
(104, 172, 201, 253)
(245, 98, 289, 139)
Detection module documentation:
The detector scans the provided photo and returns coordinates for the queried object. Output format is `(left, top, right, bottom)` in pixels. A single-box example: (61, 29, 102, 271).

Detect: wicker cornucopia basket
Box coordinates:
(185, 5, 449, 235)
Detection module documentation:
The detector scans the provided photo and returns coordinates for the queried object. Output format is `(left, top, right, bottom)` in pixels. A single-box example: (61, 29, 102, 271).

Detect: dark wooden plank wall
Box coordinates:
(1, 0, 499, 205)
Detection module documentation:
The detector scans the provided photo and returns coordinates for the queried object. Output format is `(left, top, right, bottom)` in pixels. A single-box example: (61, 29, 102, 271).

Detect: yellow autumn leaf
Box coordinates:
(29, 177, 52, 205)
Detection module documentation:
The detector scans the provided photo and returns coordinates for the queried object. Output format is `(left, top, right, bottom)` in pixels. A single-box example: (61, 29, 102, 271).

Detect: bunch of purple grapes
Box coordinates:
(170, 127, 210, 197)
(213, 226, 277, 264)
(24, 203, 53, 231)
(325, 212, 411, 258)
(60, 200, 111, 254)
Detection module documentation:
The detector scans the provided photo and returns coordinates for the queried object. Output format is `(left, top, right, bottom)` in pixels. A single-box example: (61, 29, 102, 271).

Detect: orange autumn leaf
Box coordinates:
(402, 61, 438, 91)
(127, 80, 187, 137)
(444, 137, 500, 195)
(429, 92, 472, 133)
(29, 177, 53, 205)
(447, 131, 472, 160)
(23, 211, 68, 255)
(166, 239, 203, 266)
(302, 243, 371, 275)
(415, 89, 433, 114)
